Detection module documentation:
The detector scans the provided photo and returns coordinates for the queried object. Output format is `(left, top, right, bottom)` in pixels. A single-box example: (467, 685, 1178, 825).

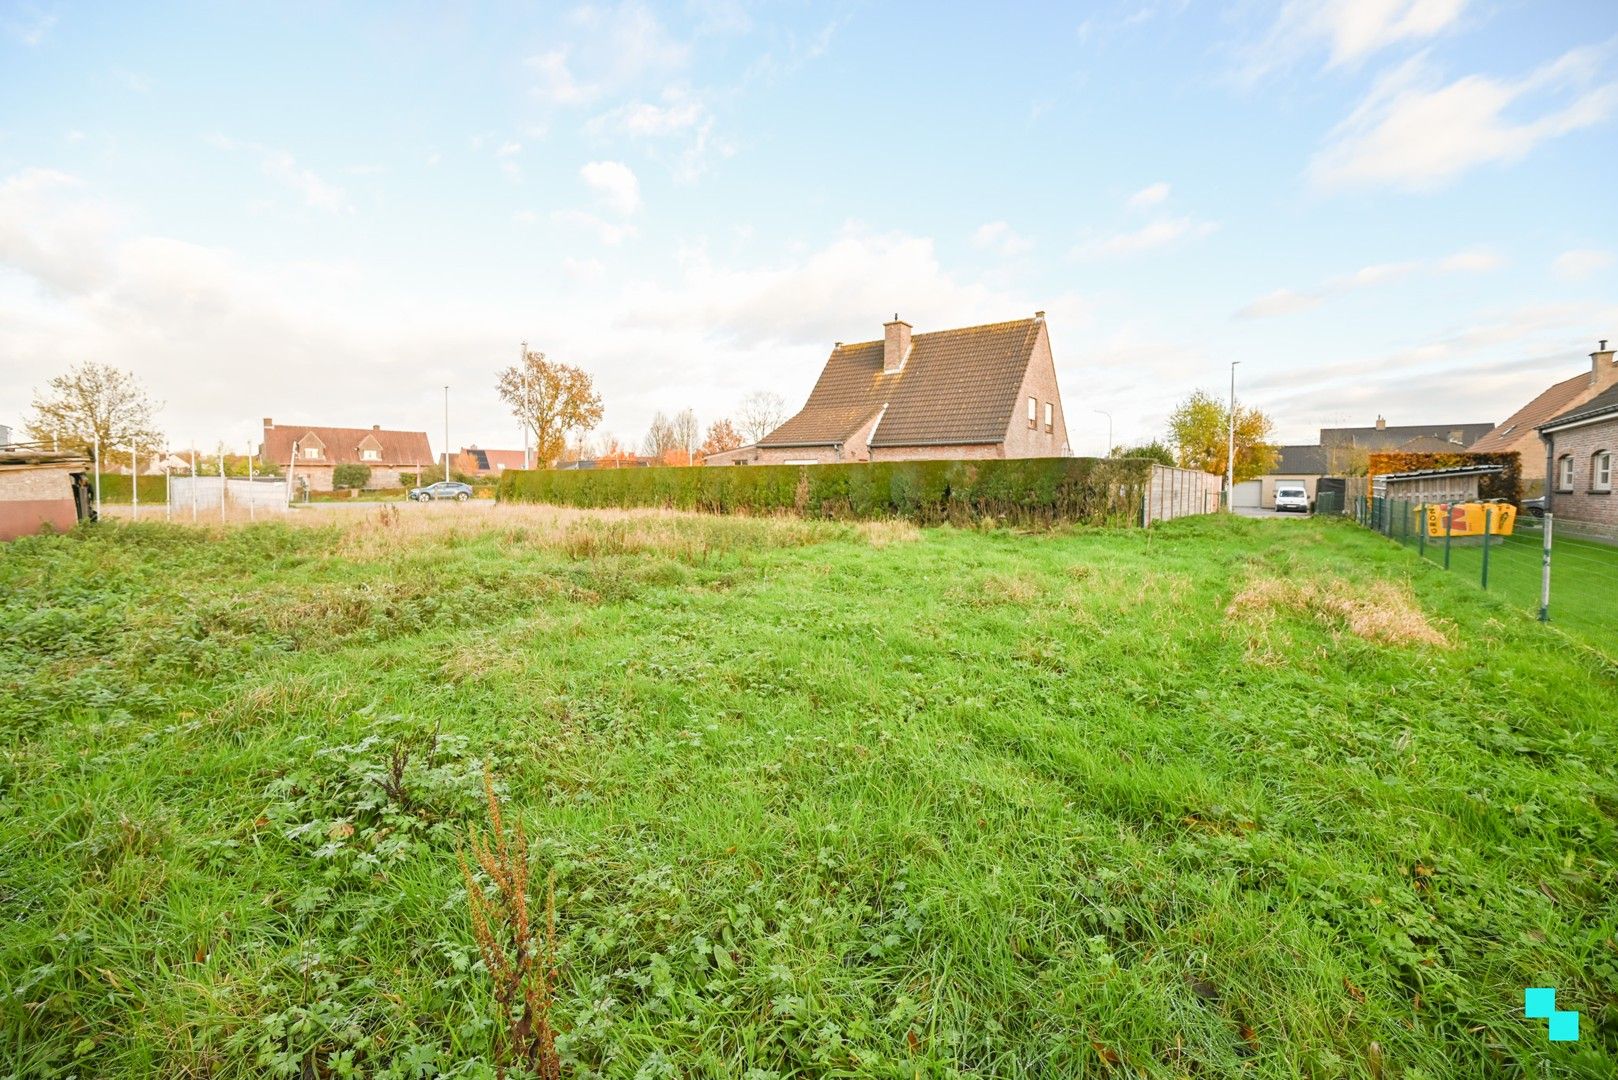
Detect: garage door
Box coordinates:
(1232, 480, 1261, 509)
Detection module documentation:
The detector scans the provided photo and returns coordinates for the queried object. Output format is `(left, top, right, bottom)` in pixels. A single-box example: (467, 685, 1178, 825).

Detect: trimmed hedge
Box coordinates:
(93, 474, 168, 504)
(497, 457, 1157, 526)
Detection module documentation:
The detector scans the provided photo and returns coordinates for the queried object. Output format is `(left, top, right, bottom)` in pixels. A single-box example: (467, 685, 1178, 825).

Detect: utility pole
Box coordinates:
(1226, 361, 1241, 511)
(521, 340, 531, 471)
(131, 445, 139, 521)
(92, 432, 101, 510)
(443, 385, 451, 482)
(1092, 410, 1113, 456)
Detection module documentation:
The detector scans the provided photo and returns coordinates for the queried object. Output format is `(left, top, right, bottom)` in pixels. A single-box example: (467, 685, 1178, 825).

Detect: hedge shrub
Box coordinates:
(93, 474, 168, 504)
(497, 457, 1157, 526)
(332, 463, 372, 490)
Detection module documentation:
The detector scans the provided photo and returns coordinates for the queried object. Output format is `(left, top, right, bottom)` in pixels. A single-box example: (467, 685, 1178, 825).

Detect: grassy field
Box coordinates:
(2, 507, 1615, 1078)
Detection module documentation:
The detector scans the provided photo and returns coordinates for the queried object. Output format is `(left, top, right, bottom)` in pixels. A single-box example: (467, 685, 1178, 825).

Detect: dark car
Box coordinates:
(1522, 496, 1545, 518)
(409, 480, 473, 502)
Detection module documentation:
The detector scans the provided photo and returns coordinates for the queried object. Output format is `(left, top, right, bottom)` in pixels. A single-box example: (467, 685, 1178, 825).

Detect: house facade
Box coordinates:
(1540, 378, 1618, 531)
(260, 418, 433, 492)
(713, 313, 1070, 465)
(1470, 341, 1618, 488)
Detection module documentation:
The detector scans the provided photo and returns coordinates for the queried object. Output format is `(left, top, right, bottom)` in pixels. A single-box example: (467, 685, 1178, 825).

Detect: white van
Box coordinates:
(1275, 484, 1310, 514)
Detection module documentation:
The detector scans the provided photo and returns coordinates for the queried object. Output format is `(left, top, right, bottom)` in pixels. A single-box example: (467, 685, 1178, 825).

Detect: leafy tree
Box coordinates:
(26, 361, 164, 458)
(738, 390, 786, 444)
(496, 349, 604, 468)
(701, 418, 744, 457)
(332, 463, 372, 490)
(1109, 440, 1176, 467)
(1167, 389, 1279, 481)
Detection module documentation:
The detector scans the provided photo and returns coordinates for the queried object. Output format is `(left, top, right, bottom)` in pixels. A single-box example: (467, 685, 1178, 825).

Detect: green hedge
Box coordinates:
(497, 457, 1157, 526)
(93, 474, 169, 504)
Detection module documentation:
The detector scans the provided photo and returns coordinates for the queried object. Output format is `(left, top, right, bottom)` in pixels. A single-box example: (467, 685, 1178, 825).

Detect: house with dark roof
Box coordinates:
(1539, 353, 1618, 532)
(1245, 418, 1493, 510)
(260, 418, 433, 492)
(1471, 340, 1618, 488)
(1319, 417, 1495, 453)
(457, 447, 529, 476)
(711, 313, 1069, 465)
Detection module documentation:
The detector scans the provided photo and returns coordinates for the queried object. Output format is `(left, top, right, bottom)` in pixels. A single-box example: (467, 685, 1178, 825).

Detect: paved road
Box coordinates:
(1235, 506, 1313, 519)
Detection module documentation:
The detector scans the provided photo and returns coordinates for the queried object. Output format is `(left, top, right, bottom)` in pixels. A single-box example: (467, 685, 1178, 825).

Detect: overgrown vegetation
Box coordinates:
(498, 456, 1156, 526)
(2, 507, 1614, 1077)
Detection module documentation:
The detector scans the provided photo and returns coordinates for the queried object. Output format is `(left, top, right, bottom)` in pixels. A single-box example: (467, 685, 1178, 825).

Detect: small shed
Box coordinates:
(0, 448, 96, 540)
(1374, 464, 1504, 505)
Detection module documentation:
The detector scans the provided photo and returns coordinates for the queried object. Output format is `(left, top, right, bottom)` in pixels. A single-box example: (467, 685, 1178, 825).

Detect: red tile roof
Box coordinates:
(1470, 372, 1593, 452)
(760, 317, 1042, 448)
(262, 423, 432, 467)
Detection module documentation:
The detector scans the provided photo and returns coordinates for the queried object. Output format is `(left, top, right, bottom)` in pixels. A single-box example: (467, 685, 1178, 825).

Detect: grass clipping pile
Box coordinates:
(1227, 575, 1450, 653)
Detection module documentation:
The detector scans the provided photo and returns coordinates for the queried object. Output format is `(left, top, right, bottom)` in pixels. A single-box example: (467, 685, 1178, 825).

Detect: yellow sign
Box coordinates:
(1422, 502, 1516, 538)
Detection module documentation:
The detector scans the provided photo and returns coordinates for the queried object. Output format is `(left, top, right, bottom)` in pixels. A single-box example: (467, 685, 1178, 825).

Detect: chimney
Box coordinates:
(373, 424, 381, 430)
(1375, 415, 1386, 430)
(263, 417, 274, 430)
(883, 315, 912, 374)
(1593, 339, 1616, 388)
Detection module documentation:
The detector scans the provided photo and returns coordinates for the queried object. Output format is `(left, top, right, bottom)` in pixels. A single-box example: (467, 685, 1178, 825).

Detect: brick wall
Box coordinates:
(1546, 417, 1617, 528)
(1001, 320, 1070, 458)
(0, 466, 79, 539)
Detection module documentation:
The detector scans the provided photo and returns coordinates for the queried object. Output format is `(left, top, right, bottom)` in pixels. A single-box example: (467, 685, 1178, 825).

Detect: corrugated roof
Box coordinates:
(263, 424, 432, 466)
(1541, 381, 1618, 430)
(1470, 372, 1593, 451)
(760, 317, 1041, 448)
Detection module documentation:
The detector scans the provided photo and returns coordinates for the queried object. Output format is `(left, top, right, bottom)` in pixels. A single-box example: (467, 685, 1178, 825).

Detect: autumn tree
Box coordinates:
(1108, 440, 1176, 467)
(738, 390, 786, 444)
(1167, 389, 1279, 481)
(496, 349, 604, 468)
(26, 362, 165, 458)
(700, 418, 743, 458)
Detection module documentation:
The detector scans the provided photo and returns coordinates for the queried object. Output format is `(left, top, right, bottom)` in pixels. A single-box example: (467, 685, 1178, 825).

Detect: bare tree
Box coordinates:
(672, 408, 699, 465)
(737, 390, 786, 444)
(642, 411, 679, 461)
(496, 348, 604, 468)
(26, 362, 165, 458)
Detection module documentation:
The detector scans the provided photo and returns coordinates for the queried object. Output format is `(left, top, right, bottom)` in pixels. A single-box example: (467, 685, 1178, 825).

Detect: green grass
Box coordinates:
(2, 508, 1615, 1078)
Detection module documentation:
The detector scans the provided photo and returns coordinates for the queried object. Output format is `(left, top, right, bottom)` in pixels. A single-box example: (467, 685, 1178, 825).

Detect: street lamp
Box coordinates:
(1092, 409, 1113, 456)
(443, 385, 450, 482)
(1226, 361, 1241, 510)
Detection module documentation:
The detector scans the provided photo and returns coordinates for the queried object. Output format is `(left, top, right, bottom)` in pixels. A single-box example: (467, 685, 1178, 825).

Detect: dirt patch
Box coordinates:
(1227, 576, 1449, 648)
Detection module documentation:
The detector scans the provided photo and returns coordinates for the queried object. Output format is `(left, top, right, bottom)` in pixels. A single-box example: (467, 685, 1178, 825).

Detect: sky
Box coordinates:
(1, 0, 1616, 459)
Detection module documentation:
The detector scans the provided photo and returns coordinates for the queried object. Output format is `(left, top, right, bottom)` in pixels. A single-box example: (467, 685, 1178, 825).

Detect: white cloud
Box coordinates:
(496, 141, 522, 158)
(206, 135, 350, 213)
(1553, 248, 1613, 281)
(971, 221, 1033, 257)
(1311, 47, 1618, 192)
(1073, 216, 1217, 258)
(4, 4, 56, 46)
(529, 3, 690, 107)
(588, 90, 707, 137)
(580, 160, 641, 215)
(527, 48, 597, 106)
(1236, 248, 1503, 318)
(1240, 0, 1468, 79)
(513, 210, 539, 225)
(1126, 181, 1170, 210)
(551, 209, 638, 245)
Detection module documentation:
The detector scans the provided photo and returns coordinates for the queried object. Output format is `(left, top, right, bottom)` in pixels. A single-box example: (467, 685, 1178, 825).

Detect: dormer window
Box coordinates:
(302, 446, 321, 460)
(361, 448, 381, 461)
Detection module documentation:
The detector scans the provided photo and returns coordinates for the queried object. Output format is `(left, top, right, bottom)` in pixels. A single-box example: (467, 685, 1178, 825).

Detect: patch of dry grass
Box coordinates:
(1226, 575, 1450, 648)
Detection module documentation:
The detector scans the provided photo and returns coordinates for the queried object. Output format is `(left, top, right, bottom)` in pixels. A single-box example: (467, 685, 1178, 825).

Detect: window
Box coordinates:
(1556, 454, 1574, 491)
(1594, 450, 1612, 492)
(1043, 402, 1053, 433)
(1028, 397, 1037, 428)
(360, 448, 381, 461)
(302, 446, 321, 460)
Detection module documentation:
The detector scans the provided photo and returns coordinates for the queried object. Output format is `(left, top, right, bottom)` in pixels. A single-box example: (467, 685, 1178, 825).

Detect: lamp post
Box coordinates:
(1092, 409, 1113, 456)
(1226, 361, 1241, 511)
(444, 385, 450, 482)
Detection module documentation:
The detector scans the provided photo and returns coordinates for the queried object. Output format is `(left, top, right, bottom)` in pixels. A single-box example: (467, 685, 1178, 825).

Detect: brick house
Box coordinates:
(1470, 340, 1618, 489)
(457, 447, 529, 477)
(260, 418, 433, 492)
(1540, 376, 1617, 531)
(711, 313, 1070, 465)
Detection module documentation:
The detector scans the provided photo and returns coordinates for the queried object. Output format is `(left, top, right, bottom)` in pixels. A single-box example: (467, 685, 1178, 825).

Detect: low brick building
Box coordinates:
(711, 313, 1070, 465)
(260, 418, 433, 492)
(0, 448, 94, 540)
(1540, 375, 1617, 532)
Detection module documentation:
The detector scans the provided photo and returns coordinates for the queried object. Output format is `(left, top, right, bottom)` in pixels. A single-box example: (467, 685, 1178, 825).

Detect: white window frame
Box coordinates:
(1043, 401, 1053, 433)
(1027, 396, 1037, 428)
(302, 446, 321, 460)
(1556, 454, 1574, 491)
(360, 448, 381, 461)
(1594, 449, 1612, 492)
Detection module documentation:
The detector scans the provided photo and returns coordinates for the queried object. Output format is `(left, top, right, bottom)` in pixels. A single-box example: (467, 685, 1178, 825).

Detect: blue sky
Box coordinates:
(2, 0, 1615, 457)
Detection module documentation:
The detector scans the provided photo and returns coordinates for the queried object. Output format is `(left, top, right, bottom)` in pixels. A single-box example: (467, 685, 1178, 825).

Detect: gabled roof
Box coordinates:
(1470, 372, 1593, 451)
(1319, 422, 1494, 450)
(760, 317, 1043, 448)
(263, 423, 432, 466)
(1273, 444, 1328, 474)
(1540, 381, 1618, 431)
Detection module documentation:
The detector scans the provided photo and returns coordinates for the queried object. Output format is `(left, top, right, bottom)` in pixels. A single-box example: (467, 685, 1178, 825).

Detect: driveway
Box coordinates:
(1235, 506, 1312, 519)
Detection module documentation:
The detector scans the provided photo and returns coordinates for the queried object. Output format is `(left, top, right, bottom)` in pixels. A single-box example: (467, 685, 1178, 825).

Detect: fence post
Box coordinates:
(1443, 503, 1453, 569)
(1481, 508, 1492, 590)
(1539, 513, 1553, 622)
(1417, 504, 1426, 557)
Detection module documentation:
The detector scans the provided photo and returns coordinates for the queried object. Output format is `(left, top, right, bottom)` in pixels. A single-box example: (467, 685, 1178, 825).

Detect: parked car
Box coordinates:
(1274, 484, 1311, 514)
(1522, 496, 1545, 518)
(409, 480, 473, 502)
